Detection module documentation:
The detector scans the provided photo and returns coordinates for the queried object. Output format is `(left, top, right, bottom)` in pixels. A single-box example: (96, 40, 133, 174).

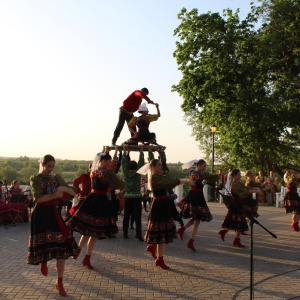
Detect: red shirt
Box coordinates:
(72, 173, 91, 199)
(121, 90, 151, 113)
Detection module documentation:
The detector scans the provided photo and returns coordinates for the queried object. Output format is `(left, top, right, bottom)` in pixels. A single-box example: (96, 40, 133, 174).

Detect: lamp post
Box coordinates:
(211, 125, 217, 173)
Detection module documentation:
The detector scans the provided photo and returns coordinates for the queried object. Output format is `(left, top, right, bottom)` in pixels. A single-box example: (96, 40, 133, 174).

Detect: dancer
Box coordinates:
(125, 102, 160, 145)
(69, 162, 92, 216)
(219, 169, 262, 247)
(66, 152, 125, 269)
(283, 170, 300, 231)
(122, 144, 144, 240)
(27, 154, 79, 297)
(111, 88, 155, 146)
(178, 159, 219, 251)
(148, 149, 183, 226)
(144, 159, 189, 269)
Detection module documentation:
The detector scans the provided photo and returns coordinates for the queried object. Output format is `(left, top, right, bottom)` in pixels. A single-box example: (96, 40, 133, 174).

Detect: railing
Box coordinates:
(274, 186, 300, 208)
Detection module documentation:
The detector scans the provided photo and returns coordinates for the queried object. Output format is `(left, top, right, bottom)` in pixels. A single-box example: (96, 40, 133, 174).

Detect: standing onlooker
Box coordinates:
(224, 168, 233, 194)
(122, 145, 144, 241)
(27, 154, 79, 296)
(111, 88, 155, 146)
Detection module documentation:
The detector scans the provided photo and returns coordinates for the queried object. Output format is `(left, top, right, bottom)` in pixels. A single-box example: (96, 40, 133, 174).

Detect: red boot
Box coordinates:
(55, 277, 66, 297)
(146, 244, 157, 259)
(218, 229, 228, 241)
(72, 248, 81, 260)
(233, 238, 245, 248)
(177, 227, 185, 240)
(291, 222, 300, 232)
(40, 262, 48, 276)
(187, 239, 196, 251)
(82, 255, 93, 269)
(155, 256, 170, 270)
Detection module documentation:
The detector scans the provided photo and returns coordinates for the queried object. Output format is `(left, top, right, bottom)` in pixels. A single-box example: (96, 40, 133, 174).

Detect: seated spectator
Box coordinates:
(7, 180, 29, 222)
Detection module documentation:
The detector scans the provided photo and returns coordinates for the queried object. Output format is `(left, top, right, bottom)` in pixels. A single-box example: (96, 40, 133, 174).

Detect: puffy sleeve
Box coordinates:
(30, 175, 43, 202)
(147, 114, 159, 122)
(128, 116, 138, 128)
(105, 169, 125, 190)
(231, 181, 250, 199)
(151, 174, 179, 190)
(202, 172, 219, 184)
(55, 174, 76, 201)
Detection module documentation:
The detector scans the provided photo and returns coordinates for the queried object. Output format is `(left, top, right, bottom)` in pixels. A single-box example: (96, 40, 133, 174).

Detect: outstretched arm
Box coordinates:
(155, 103, 160, 118)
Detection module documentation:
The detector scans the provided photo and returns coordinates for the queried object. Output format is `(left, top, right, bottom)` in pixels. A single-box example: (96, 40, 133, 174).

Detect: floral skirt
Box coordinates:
(144, 198, 177, 244)
(180, 190, 212, 221)
(221, 200, 248, 232)
(27, 206, 78, 265)
(283, 192, 300, 213)
(66, 193, 118, 238)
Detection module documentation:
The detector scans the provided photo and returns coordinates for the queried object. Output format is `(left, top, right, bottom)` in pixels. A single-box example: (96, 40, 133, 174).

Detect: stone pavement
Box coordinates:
(0, 203, 300, 300)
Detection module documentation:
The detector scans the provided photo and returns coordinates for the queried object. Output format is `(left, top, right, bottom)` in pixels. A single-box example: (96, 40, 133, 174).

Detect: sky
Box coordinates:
(0, 0, 252, 163)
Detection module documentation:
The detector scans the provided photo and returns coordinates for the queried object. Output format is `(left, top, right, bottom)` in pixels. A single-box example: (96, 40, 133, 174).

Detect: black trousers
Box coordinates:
(123, 197, 142, 237)
(112, 110, 136, 144)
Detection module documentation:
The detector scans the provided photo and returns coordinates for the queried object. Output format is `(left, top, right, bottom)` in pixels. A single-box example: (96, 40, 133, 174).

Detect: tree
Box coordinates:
(0, 166, 19, 184)
(172, 1, 300, 176)
(19, 167, 38, 183)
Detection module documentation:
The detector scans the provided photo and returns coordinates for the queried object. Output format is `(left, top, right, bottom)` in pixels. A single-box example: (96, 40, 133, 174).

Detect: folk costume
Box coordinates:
(66, 167, 125, 238)
(221, 181, 257, 233)
(158, 151, 183, 227)
(122, 151, 144, 240)
(69, 171, 91, 216)
(126, 104, 159, 145)
(283, 174, 300, 214)
(112, 89, 153, 145)
(244, 179, 260, 217)
(27, 173, 79, 265)
(283, 173, 300, 231)
(180, 171, 218, 221)
(144, 174, 180, 244)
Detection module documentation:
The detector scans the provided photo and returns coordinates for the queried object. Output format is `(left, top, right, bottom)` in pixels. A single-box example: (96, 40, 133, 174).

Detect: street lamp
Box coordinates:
(211, 125, 217, 173)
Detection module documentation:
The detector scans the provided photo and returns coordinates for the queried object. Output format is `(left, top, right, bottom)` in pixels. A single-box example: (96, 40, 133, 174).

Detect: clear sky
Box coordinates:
(0, 0, 251, 163)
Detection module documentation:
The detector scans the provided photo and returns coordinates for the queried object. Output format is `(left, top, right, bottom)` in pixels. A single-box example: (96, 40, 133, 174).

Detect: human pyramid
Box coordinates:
(26, 88, 300, 297)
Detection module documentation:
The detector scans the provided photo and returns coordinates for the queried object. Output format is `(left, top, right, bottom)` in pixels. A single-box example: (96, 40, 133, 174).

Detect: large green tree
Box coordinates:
(172, 0, 300, 176)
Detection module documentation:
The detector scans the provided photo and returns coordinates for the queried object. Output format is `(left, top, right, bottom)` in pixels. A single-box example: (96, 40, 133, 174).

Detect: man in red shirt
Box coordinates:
(111, 88, 155, 146)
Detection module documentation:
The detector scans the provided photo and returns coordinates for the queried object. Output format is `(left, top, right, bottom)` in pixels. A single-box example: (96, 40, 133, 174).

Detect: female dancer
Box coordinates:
(66, 152, 125, 269)
(219, 169, 262, 247)
(27, 154, 79, 297)
(125, 102, 160, 145)
(283, 170, 300, 231)
(178, 159, 219, 251)
(144, 158, 189, 269)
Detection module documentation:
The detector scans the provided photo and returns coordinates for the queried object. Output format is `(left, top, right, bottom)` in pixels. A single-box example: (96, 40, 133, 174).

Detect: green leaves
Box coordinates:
(173, 0, 300, 173)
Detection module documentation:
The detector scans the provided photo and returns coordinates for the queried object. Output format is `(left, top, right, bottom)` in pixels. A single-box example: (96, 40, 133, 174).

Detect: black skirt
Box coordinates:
(66, 192, 118, 238)
(144, 198, 177, 244)
(27, 205, 79, 265)
(180, 190, 212, 221)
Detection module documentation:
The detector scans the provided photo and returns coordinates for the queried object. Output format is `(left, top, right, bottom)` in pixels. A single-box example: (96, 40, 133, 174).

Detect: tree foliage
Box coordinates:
(172, 0, 300, 177)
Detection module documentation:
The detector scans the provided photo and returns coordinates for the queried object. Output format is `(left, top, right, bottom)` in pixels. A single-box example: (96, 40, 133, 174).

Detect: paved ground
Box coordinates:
(0, 203, 300, 300)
